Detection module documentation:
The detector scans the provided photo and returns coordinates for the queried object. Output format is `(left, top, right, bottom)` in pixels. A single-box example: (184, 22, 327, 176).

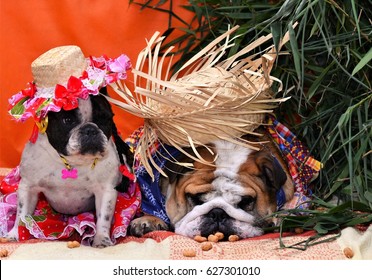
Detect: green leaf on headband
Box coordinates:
(9, 97, 27, 117)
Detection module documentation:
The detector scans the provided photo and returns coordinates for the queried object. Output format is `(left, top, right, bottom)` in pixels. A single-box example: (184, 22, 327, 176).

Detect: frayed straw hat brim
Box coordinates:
(107, 24, 296, 178)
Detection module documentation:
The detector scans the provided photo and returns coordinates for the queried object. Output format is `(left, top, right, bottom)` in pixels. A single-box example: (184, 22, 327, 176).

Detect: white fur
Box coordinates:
(175, 197, 262, 238)
(174, 141, 263, 238)
(7, 98, 122, 248)
(78, 98, 93, 122)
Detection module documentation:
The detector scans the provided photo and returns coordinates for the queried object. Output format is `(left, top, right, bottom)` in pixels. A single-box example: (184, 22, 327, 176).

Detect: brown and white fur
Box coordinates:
(130, 128, 293, 240)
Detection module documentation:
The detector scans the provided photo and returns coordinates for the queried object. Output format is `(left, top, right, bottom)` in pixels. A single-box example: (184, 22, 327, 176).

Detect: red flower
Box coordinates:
(89, 55, 108, 70)
(54, 76, 84, 110)
(21, 82, 37, 98)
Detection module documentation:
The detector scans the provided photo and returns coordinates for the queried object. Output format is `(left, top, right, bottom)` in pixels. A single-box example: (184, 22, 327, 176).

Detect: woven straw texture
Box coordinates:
(108, 25, 294, 177)
(31, 45, 87, 88)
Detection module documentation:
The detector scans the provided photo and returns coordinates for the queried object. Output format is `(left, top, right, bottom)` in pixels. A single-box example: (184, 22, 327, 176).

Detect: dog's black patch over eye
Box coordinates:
(238, 196, 256, 211)
(186, 193, 205, 206)
(46, 109, 80, 155)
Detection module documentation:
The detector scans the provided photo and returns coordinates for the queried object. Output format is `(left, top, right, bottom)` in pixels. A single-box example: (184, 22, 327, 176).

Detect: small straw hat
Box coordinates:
(8, 45, 131, 123)
(31, 45, 87, 88)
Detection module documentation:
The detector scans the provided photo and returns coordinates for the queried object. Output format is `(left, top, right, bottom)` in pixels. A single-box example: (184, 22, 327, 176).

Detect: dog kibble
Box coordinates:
(294, 227, 304, 234)
(194, 235, 207, 243)
(343, 247, 354, 259)
(0, 237, 9, 243)
(201, 242, 213, 251)
(228, 235, 239, 242)
(208, 234, 219, 243)
(67, 241, 80, 249)
(215, 232, 224, 241)
(0, 249, 9, 258)
(183, 249, 196, 257)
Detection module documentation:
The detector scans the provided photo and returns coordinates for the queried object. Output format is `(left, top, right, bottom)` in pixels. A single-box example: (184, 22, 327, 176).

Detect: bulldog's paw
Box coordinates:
(129, 215, 169, 237)
(92, 234, 113, 248)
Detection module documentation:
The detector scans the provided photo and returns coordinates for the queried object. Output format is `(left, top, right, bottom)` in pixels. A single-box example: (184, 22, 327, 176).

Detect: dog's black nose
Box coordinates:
(81, 124, 99, 136)
(207, 208, 229, 222)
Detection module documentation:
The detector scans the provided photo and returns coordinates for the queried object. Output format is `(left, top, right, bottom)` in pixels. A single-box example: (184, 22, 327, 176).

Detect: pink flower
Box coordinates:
(80, 68, 106, 94)
(108, 54, 131, 74)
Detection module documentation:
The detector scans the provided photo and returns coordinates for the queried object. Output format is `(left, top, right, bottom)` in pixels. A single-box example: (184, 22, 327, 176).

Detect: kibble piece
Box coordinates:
(0, 249, 9, 258)
(67, 240, 81, 249)
(0, 237, 9, 243)
(183, 249, 196, 257)
(228, 235, 239, 242)
(215, 232, 224, 241)
(343, 247, 354, 259)
(208, 234, 219, 243)
(194, 235, 207, 243)
(294, 227, 304, 234)
(201, 242, 213, 251)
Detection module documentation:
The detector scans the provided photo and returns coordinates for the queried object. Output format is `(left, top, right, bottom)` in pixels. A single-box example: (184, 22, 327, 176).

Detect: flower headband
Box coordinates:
(8, 46, 131, 123)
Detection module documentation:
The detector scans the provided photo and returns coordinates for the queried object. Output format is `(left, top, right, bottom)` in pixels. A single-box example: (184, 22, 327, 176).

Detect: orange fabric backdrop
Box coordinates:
(0, 0, 191, 168)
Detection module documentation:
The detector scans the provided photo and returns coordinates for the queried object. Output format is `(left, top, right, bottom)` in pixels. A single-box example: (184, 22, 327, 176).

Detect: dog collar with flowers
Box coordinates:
(8, 53, 131, 123)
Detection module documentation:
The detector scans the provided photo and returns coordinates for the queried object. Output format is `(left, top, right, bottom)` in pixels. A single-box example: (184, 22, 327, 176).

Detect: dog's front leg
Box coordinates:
(92, 189, 118, 248)
(6, 180, 39, 240)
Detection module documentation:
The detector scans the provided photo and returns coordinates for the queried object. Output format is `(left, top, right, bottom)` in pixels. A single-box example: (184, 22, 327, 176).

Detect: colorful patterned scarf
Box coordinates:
(265, 115, 323, 209)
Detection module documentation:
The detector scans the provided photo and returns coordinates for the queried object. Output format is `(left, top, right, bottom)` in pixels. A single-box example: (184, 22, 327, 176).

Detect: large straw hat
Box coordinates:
(107, 25, 295, 178)
(8, 45, 131, 123)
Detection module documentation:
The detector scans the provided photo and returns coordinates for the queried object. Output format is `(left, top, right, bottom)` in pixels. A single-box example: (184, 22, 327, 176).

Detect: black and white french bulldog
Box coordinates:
(7, 90, 133, 248)
(130, 128, 294, 240)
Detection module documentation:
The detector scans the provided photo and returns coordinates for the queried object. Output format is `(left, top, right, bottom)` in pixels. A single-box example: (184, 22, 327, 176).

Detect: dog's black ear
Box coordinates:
(112, 125, 133, 193)
(159, 156, 193, 197)
(164, 160, 193, 185)
(111, 123, 134, 167)
(257, 153, 287, 190)
(98, 87, 134, 167)
(98, 87, 134, 193)
(99, 86, 109, 96)
(115, 176, 130, 193)
(162, 147, 198, 184)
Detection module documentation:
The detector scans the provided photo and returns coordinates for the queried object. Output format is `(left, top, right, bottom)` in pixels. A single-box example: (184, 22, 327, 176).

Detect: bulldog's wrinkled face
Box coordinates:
(46, 94, 114, 160)
(162, 140, 294, 240)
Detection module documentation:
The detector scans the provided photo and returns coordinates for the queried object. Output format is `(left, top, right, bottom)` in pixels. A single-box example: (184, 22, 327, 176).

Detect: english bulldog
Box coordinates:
(7, 91, 133, 247)
(129, 128, 294, 240)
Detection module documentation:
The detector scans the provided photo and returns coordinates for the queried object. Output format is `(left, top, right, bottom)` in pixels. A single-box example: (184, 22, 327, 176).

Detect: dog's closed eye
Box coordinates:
(237, 195, 256, 211)
(186, 193, 205, 206)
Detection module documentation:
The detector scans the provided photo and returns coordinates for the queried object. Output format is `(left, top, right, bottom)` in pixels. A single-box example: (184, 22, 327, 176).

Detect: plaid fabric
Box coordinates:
(265, 115, 323, 209)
